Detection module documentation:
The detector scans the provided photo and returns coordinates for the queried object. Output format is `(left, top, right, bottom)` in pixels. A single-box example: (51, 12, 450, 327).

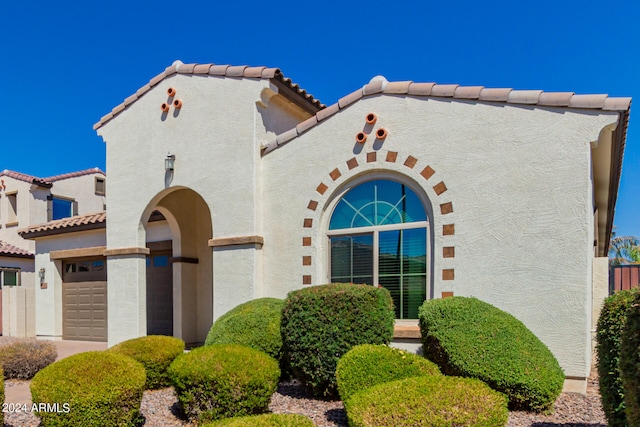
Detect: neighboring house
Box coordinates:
(22, 60, 630, 394)
(0, 168, 105, 336)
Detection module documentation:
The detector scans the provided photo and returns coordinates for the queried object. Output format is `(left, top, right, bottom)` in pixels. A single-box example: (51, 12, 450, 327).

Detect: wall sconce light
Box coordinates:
(165, 154, 175, 171)
(38, 267, 46, 281)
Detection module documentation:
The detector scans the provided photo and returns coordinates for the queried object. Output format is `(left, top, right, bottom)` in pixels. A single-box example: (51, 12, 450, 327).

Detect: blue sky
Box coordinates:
(1, 1, 638, 238)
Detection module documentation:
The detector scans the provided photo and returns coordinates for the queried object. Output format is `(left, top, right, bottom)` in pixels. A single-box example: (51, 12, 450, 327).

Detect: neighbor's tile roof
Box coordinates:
(0, 241, 34, 259)
(0, 168, 104, 187)
(93, 60, 325, 130)
(19, 211, 106, 239)
(261, 77, 632, 154)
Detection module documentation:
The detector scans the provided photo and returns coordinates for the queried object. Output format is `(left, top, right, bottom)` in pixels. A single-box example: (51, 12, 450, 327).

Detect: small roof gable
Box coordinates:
(0, 167, 104, 188)
(19, 211, 106, 239)
(0, 241, 33, 259)
(93, 60, 325, 131)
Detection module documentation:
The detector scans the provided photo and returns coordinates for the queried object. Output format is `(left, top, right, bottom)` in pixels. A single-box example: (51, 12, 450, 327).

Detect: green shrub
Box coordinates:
(203, 414, 315, 427)
(168, 344, 280, 424)
(336, 344, 441, 402)
(0, 338, 57, 379)
(205, 298, 284, 360)
(31, 351, 145, 427)
(0, 367, 4, 427)
(281, 283, 394, 398)
(109, 335, 184, 389)
(620, 291, 640, 425)
(345, 375, 508, 427)
(419, 296, 564, 412)
(596, 288, 638, 427)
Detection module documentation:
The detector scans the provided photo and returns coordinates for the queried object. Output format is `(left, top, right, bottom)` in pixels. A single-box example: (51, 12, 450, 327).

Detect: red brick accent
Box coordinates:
(440, 202, 454, 214)
(433, 181, 447, 195)
(302, 237, 312, 246)
(347, 158, 359, 170)
(303, 218, 313, 228)
(443, 224, 455, 235)
(316, 183, 328, 195)
(386, 151, 398, 162)
(307, 200, 318, 211)
(303, 256, 312, 266)
(367, 152, 377, 162)
(403, 156, 418, 168)
(420, 166, 435, 180)
(303, 275, 312, 285)
(442, 291, 454, 298)
(443, 247, 455, 258)
(330, 168, 342, 181)
(442, 269, 455, 280)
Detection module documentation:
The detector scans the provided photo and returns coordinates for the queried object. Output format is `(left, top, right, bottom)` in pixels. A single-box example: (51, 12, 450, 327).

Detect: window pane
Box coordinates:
(52, 198, 73, 220)
(329, 180, 426, 230)
(403, 276, 426, 319)
(379, 276, 401, 318)
(153, 255, 169, 267)
(92, 261, 105, 271)
(5, 271, 17, 286)
(379, 230, 401, 275)
(78, 262, 90, 272)
(403, 228, 427, 274)
(330, 234, 373, 284)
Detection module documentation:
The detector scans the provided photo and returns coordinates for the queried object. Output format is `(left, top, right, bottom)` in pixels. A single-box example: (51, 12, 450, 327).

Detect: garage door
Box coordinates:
(62, 259, 107, 342)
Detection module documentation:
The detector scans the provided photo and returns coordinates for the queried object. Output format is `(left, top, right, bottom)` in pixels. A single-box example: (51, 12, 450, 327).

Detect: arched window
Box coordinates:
(328, 179, 429, 319)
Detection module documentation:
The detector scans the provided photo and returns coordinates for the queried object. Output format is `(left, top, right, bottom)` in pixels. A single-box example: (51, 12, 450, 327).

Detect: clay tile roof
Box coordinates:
(93, 60, 325, 131)
(0, 241, 33, 259)
(262, 78, 632, 155)
(43, 167, 104, 182)
(0, 168, 104, 189)
(19, 211, 106, 239)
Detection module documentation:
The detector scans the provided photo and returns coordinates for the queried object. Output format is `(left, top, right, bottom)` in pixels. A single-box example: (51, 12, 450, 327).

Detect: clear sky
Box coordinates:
(1, 1, 638, 238)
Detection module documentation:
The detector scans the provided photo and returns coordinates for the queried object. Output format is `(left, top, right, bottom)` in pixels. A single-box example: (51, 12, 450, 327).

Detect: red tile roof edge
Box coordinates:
(261, 77, 632, 154)
(0, 241, 34, 259)
(93, 60, 325, 131)
(0, 168, 105, 186)
(19, 211, 106, 239)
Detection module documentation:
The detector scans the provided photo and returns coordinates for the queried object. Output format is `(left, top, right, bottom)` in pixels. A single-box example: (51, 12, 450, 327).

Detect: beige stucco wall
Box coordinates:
(592, 257, 610, 363)
(49, 173, 106, 216)
(262, 94, 619, 379)
(0, 178, 43, 251)
(98, 73, 307, 346)
(0, 256, 35, 337)
(32, 230, 106, 338)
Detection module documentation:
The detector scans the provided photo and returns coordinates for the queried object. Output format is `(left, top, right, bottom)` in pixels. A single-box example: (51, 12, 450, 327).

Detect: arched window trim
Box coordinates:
(325, 174, 432, 319)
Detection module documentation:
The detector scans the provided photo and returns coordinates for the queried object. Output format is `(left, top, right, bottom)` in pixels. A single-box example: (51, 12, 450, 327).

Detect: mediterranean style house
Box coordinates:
(19, 60, 630, 394)
(0, 168, 105, 336)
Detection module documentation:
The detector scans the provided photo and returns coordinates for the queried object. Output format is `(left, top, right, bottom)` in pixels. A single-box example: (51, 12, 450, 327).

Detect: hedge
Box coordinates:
(596, 288, 638, 427)
(419, 296, 564, 412)
(281, 283, 394, 397)
(345, 375, 509, 427)
(0, 367, 4, 426)
(336, 344, 441, 402)
(109, 335, 185, 389)
(203, 414, 315, 427)
(620, 291, 640, 425)
(0, 338, 57, 379)
(168, 344, 280, 424)
(30, 351, 146, 427)
(205, 298, 284, 360)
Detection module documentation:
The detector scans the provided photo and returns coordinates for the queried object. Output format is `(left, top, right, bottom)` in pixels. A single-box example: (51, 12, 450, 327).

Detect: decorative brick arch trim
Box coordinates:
(300, 150, 456, 289)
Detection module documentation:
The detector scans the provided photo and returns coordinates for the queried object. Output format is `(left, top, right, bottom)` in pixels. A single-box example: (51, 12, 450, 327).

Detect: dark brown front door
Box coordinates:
(146, 252, 173, 336)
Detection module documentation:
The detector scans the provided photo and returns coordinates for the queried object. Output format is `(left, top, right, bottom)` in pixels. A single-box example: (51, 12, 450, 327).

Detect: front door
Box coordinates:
(146, 251, 173, 336)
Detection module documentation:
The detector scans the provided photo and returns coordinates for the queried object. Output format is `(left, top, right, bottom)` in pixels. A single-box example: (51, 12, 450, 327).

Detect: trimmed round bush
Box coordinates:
(345, 375, 509, 427)
(203, 413, 315, 427)
(336, 344, 441, 402)
(419, 296, 564, 412)
(596, 288, 638, 427)
(281, 283, 394, 398)
(31, 351, 146, 427)
(109, 335, 185, 389)
(0, 338, 57, 379)
(168, 344, 280, 424)
(205, 298, 284, 360)
(620, 291, 640, 425)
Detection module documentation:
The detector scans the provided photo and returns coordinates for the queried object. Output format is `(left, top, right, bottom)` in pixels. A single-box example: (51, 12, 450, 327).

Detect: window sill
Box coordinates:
(393, 324, 421, 339)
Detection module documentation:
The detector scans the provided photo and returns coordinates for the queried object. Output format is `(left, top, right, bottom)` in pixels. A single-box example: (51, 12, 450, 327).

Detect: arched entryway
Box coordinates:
(141, 187, 213, 346)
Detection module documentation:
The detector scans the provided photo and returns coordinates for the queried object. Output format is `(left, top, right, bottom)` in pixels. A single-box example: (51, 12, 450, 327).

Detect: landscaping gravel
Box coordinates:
(3, 375, 607, 427)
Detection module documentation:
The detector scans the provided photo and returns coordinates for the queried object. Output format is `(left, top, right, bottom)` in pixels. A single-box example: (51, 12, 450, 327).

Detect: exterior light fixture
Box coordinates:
(38, 267, 46, 280)
(165, 154, 175, 171)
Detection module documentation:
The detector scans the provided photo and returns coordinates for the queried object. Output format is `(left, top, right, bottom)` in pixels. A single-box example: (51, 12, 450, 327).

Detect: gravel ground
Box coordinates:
(3, 375, 607, 427)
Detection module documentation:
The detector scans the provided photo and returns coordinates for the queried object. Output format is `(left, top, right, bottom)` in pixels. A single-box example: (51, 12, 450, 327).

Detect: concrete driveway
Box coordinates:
(4, 339, 107, 405)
